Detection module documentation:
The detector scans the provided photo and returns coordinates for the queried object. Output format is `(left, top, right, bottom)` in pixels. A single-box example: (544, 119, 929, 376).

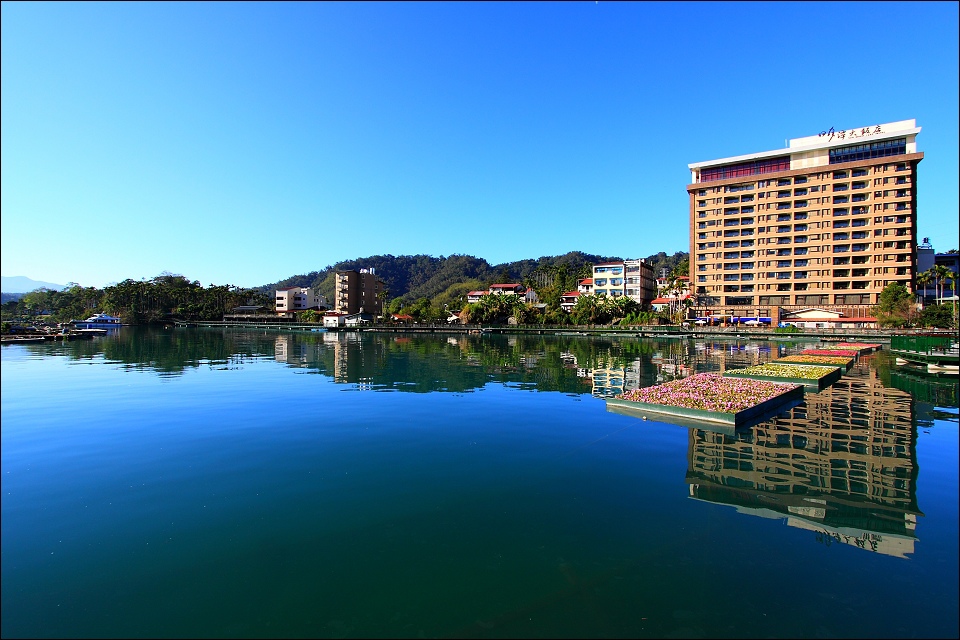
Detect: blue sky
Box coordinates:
(2, 2, 958, 289)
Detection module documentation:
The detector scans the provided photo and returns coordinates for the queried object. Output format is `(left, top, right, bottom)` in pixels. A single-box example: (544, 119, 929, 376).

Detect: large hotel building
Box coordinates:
(687, 119, 921, 323)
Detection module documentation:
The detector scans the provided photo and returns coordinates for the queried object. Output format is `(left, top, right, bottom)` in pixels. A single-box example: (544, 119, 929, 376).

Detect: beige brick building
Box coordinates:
(687, 119, 922, 323)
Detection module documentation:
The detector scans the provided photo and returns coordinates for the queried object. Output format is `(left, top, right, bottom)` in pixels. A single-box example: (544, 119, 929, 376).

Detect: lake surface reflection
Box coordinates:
(2, 328, 957, 638)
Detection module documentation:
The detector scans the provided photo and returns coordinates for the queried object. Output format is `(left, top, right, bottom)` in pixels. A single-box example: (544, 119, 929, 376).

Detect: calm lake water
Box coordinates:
(2, 328, 958, 638)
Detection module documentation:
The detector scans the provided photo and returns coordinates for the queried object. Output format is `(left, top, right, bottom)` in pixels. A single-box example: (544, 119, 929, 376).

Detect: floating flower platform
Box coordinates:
(606, 373, 803, 428)
(775, 354, 856, 372)
(723, 362, 842, 392)
(833, 342, 882, 354)
(801, 348, 859, 359)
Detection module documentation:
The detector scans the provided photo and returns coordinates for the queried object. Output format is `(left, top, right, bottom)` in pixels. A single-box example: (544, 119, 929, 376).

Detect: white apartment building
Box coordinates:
(275, 286, 328, 314)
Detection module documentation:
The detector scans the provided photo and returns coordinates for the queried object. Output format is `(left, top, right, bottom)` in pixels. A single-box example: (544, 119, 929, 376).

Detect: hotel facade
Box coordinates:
(687, 119, 922, 323)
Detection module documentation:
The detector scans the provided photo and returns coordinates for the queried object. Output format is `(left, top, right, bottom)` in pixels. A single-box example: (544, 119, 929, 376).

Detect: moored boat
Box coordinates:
(71, 314, 123, 329)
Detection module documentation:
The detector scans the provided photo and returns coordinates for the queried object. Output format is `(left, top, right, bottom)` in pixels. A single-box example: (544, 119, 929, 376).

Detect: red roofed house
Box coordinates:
(560, 291, 581, 312)
(468, 284, 526, 304)
(650, 297, 673, 312)
(488, 284, 526, 295)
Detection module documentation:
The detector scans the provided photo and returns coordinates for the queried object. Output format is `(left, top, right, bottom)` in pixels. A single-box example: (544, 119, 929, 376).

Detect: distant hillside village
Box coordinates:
(253, 258, 689, 327)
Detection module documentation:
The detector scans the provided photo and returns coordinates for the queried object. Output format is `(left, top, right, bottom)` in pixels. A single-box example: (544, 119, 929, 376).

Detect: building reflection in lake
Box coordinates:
(686, 363, 922, 558)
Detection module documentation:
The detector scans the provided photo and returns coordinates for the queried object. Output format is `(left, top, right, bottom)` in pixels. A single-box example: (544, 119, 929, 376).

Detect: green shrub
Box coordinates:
(774, 326, 801, 334)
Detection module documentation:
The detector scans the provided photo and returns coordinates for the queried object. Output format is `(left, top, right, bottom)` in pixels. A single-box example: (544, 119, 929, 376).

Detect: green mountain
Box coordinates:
(258, 250, 688, 305)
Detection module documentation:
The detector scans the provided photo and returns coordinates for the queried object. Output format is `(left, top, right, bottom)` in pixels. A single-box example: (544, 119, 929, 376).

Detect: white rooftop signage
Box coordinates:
(790, 119, 919, 148)
(689, 119, 920, 171)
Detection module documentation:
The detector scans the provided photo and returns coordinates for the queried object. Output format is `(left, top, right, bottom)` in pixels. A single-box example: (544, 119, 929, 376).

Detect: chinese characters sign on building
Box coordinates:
(818, 125, 883, 142)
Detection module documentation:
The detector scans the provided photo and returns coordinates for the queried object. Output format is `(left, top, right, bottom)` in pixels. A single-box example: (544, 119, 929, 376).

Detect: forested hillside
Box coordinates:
(257, 250, 689, 307)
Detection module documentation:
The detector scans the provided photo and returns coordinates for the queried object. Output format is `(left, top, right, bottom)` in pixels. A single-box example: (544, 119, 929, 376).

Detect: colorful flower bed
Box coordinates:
(834, 342, 882, 352)
(777, 354, 854, 367)
(802, 349, 859, 358)
(616, 373, 799, 414)
(725, 363, 838, 380)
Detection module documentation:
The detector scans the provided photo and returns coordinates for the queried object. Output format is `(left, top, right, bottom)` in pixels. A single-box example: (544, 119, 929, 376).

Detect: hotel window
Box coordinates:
(777, 191, 791, 198)
(852, 181, 867, 190)
(700, 158, 789, 182)
(794, 247, 808, 255)
(852, 168, 868, 177)
(794, 176, 807, 184)
(830, 138, 906, 164)
(833, 196, 848, 203)
(833, 208, 849, 216)
(794, 212, 807, 220)
(833, 183, 849, 191)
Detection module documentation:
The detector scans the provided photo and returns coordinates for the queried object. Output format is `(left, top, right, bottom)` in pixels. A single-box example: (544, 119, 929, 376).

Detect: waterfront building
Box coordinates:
(687, 119, 922, 323)
(592, 259, 656, 306)
(334, 268, 385, 316)
(466, 283, 527, 305)
(275, 286, 328, 315)
(559, 290, 580, 312)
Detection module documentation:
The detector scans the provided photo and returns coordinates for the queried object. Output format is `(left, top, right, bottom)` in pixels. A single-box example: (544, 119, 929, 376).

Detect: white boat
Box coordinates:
(72, 314, 123, 329)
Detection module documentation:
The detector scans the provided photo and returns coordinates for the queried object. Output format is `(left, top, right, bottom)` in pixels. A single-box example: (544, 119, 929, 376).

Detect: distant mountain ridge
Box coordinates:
(1, 276, 66, 293)
(257, 251, 688, 304)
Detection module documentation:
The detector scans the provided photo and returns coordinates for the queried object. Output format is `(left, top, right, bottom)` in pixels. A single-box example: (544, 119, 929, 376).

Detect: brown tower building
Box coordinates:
(334, 268, 385, 316)
(687, 119, 922, 323)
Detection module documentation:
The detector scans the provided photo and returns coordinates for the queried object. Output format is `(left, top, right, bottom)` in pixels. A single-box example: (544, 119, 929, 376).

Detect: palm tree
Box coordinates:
(915, 270, 933, 304)
(943, 269, 958, 300)
(933, 265, 951, 303)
